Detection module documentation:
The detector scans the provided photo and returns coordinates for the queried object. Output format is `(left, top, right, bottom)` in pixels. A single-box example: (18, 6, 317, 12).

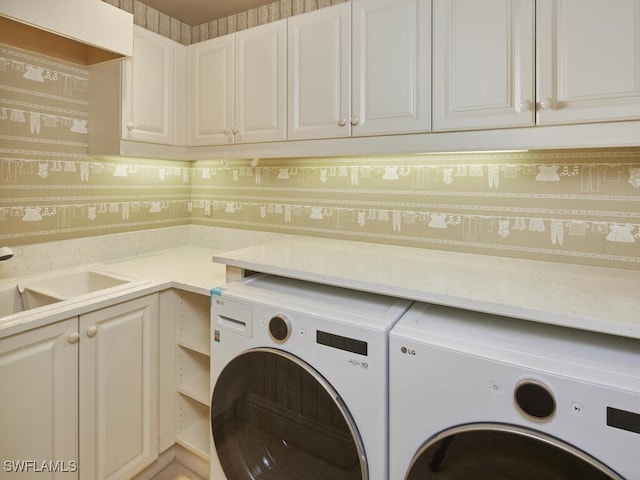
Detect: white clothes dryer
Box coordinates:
(389, 302, 640, 480)
(210, 275, 412, 480)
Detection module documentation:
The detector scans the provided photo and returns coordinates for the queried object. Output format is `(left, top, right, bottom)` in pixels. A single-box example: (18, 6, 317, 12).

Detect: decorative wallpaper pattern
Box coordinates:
(2, 44, 640, 270)
(102, 0, 193, 45)
(189, 0, 346, 43)
(0, 44, 190, 244)
(191, 151, 640, 270)
(102, 0, 345, 44)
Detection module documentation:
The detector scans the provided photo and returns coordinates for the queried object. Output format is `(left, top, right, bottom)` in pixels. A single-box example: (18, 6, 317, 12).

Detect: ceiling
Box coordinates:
(142, 0, 271, 26)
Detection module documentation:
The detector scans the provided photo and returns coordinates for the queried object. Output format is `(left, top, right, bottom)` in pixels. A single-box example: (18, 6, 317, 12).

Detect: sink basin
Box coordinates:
(0, 283, 30, 317)
(17, 269, 136, 310)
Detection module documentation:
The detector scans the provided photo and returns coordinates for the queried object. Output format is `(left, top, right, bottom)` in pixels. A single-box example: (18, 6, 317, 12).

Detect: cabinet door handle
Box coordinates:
(232, 127, 239, 135)
(540, 98, 556, 110)
(223, 129, 232, 136)
(86, 326, 98, 338)
(338, 118, 347, 127)
(68, 332, 80, 344)
(126, 122, 136, 131)
(351, 118, 359, 126)
(519, 100, 533, 112)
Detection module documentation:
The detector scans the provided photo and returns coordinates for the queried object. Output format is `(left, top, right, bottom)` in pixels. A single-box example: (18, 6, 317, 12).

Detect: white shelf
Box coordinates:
(177, 339, 210, 357)
(177, 371, 210, 406)
(187, 120, 640, 160)
(176, 414, 210, 460)
(176, 291, 211, 356)
(174, 289, 211, 462)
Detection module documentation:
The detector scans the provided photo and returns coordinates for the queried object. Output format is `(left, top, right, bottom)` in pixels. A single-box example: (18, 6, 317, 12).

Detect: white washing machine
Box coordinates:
(210, 274, 412, 480)
(389, 302, 640, 480)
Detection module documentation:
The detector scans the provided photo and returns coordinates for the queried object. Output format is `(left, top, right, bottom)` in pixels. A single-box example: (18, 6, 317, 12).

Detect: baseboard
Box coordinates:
(130, 447, 176, 480)
(175, 444, 210, 479)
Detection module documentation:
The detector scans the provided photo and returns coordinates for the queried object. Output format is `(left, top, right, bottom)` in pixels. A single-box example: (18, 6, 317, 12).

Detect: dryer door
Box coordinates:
(405, 424, 624, 480)
(211, 348, 367, 480)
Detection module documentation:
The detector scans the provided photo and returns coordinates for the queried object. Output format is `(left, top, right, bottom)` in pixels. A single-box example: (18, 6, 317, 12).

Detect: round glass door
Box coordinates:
(405, 424, 623, 480)
(211, 349, 366, 480)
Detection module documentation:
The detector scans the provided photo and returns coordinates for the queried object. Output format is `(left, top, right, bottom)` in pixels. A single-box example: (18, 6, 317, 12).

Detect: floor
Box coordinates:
(151, 462, 207, 480)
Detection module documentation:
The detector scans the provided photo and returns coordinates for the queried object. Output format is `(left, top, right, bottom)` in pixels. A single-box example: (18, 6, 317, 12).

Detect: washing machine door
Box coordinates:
(405, 424, 624, 480)
(211, 348, 367, 480)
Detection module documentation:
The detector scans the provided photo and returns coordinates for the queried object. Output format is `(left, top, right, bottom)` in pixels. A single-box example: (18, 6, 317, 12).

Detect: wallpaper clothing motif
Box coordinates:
(2, 44, 640, 270)
(0, 44, 190, 244)
(190, 151, 640, 270)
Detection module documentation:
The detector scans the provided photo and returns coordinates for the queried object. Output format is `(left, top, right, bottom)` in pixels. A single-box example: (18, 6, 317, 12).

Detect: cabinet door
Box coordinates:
(189, 35, 235, 146)
(288, 3, 351, 140)
(235, 20, 287, 143)
(433, 0, 535, 130)
(537, 0, 640, 124)
(352, 0, 431, 136)
(79, 295, 159, 480)
(123, 26, 176, 144)
(0, 318, 78, 479)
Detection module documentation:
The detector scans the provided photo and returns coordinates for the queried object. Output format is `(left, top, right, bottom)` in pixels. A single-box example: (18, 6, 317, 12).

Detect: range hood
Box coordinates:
(0, 0, 133, 65)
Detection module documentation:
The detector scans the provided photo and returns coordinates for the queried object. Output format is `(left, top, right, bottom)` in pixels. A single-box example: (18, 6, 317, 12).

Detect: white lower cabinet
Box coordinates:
(0, 294, 159, 480)
(0, 318, 79, 479)
(79, 295, 159, 480)
(172, 290, 211, 461)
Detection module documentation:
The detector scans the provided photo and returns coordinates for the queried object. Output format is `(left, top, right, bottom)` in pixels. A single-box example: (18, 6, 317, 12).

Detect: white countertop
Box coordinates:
(100, 246, 227, 296)
(0, 247, 226, 338)
(212, 237, 640, 340)
(4, 239, 639, 341)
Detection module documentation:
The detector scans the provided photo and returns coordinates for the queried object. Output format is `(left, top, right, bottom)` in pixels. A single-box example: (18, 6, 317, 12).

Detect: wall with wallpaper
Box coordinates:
(1, 43, 640, 271)
(191, 151, 640, 270)
(102, 0, 346, 45)
(0, 44, 191, 245)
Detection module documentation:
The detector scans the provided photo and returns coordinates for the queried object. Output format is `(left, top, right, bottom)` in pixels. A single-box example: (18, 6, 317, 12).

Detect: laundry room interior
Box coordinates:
(1, 1, 639, 480)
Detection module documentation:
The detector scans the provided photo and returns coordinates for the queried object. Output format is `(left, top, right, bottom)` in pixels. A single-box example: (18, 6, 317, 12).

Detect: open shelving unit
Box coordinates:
(175, 290, 211, 460)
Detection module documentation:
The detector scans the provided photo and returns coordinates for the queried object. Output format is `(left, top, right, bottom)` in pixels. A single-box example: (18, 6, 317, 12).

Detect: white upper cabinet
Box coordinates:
(433, 0, 640, 131)
(433, 0, 535, 130)
(236, 20, 287, 143)
(1, 0, 133, 59)
(189, 19, 286, 145)
(288, 3, 352, 140)
(89, 26, 186, 156)
(537, 0, 640, 125)
(189, 34, 235, 145)
(123, 26, 178, 144)
(352, 0, 431, 136)
(288, 1, 430, 141)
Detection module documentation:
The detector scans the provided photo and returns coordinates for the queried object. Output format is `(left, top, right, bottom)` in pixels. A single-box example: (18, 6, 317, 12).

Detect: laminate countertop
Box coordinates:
(212, 237, 640, 340)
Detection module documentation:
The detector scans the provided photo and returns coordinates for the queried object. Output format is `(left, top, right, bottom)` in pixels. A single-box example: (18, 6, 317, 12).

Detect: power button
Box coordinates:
(570, 402, 585, 416)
